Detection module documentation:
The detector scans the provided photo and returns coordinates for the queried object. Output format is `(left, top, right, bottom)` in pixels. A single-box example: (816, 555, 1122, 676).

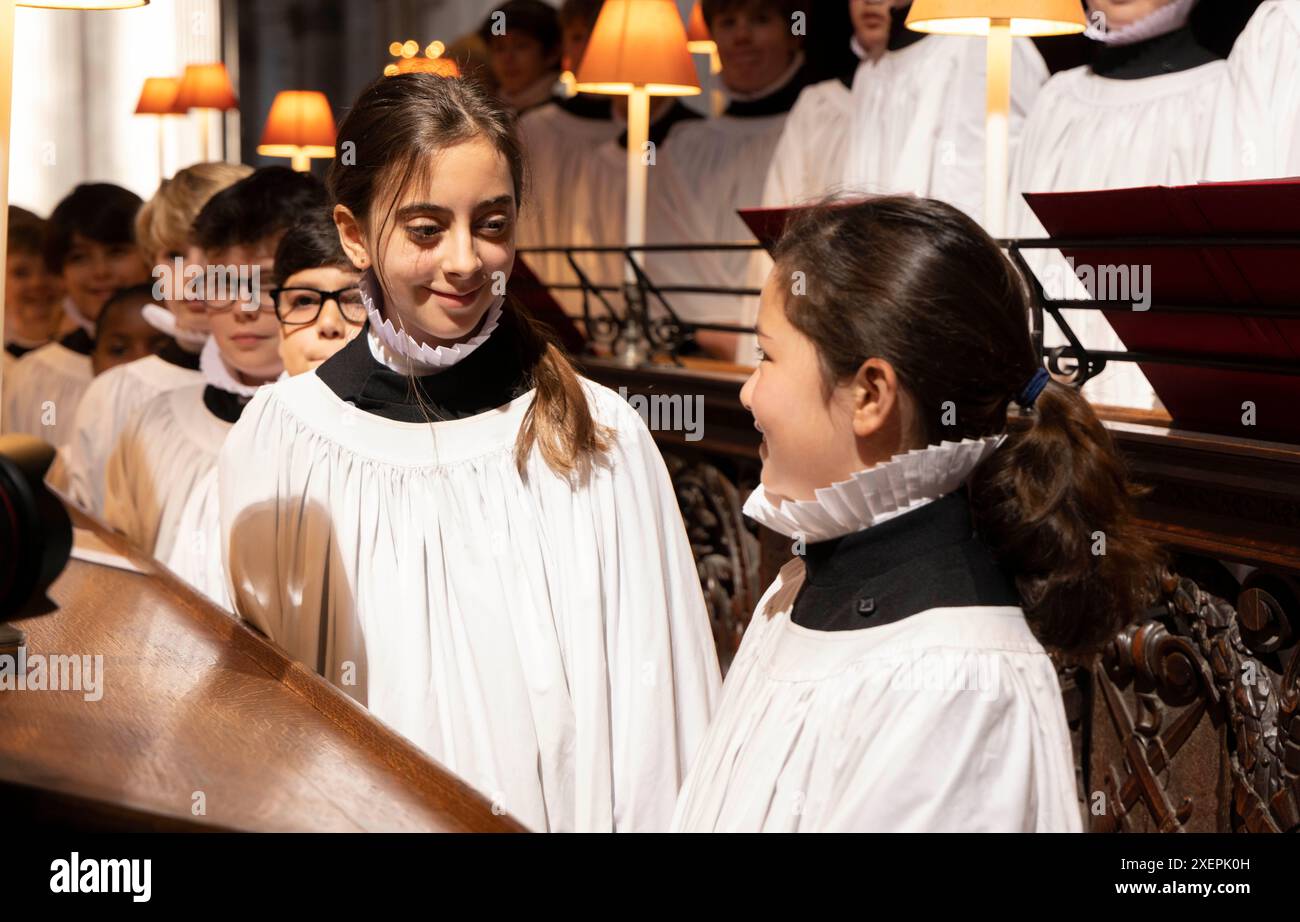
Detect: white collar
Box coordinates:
(725, 51, 806, 103)
(360, 269, 505, 376)
(743, 436, 1004, 543)
(141, 303, 209, 352)
(200, 335, 266, 398)
(61, 296, 96, 337)
(502, 72, 561, 112)
(1085, 0, 1197, 46)
(850, 35, 868, 61)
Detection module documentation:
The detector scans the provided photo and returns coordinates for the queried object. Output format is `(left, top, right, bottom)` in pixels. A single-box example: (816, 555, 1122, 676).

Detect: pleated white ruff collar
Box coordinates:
(360, 269, 504, 376)
(743, 436, 1004, 542)
(1085, 0, 1197, 46)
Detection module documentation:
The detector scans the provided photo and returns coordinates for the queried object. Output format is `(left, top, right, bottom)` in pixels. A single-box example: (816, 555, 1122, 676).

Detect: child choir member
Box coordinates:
(64, 162, 251, 516)
(672, 195, 1157, 832)
(761, 0, 889, 211)
(1010, 0, 1231, 411)
(515, 0, 619, 319)
(648, 0, 812, 357)
(218, 74, 721, 832)
(164, 207, 365, 608)
(2, 184, 149, 447)
(481, 0, 563, 115)
(88, 284, 172, 377)
(2, 207, 62, 370)
(103, 167, 325, 569)
(840, 2, 1048, 228)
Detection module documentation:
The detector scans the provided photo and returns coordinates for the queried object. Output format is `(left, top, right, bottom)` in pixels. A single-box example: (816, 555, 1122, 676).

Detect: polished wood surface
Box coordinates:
(0, 513, 525, 832)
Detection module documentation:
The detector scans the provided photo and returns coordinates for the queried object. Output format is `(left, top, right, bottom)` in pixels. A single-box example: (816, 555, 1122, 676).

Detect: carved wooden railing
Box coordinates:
(581, 356, 1300, 833)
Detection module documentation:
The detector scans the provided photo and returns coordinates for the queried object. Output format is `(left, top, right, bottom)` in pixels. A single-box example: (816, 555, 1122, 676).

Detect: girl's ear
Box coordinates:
(849, 357, 899, 441)
(333, 204, 371, 271)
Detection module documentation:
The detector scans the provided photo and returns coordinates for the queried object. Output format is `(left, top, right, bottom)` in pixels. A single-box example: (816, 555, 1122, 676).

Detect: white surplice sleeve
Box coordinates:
(541, 386, 723, 831)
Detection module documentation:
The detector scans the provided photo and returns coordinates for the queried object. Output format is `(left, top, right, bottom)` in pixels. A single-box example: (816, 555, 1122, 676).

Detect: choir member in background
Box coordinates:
(1010, 0, 1229, 413)
(480, 0, 562, 115)
(1210, 0, 1300, 181)
(515, 0, 620, 320)
(219, 74, 721, 832)
(1, 184, 148, 449)
(649, 0, 812, 359)
(163, 207, 365, 609)
(839, 1, 1047, 228)
(736, 0, 894, 367)
(64, 162, 251, 517)
(103, 167, 325, 571)
(2, 207, 62, 371)
(88, 285, 172, 377)
(673, 196, 1158, 832)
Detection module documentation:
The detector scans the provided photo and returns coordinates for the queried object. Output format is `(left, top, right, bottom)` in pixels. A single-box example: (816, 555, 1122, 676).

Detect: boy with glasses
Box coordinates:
(103, 167, 325, 574)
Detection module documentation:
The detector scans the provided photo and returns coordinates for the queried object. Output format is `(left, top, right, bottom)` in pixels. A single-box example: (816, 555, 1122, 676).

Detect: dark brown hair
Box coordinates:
(771, 195, 1159, 656)
(327, 73, 609, 476)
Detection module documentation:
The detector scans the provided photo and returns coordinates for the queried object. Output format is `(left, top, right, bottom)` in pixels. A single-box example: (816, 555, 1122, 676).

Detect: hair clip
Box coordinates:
(1015, 367, 1050, 410)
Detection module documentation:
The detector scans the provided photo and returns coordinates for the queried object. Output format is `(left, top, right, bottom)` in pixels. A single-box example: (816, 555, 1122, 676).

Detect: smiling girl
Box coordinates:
(217, 74, 720, 832)
(672, 196, 1159, 832)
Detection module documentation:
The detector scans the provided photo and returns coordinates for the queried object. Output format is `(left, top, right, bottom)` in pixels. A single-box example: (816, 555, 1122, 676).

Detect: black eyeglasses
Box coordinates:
(270, 286, 367, 326)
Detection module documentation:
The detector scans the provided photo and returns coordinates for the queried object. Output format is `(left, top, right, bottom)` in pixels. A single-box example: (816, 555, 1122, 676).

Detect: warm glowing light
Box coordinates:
(905, 0, 1087, 36)
(574, 0, 700, 96)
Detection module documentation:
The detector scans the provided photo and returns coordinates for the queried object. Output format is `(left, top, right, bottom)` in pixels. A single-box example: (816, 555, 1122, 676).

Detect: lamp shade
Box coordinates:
(134, 76, 179, 115)
(256, 90, 336, 158)
(685, 1, 714, 54)
(172, 63, 238, 111)
(574, 0, 700, 96)
(906, 0, 1087, 36)
(18, 1, 148, 7)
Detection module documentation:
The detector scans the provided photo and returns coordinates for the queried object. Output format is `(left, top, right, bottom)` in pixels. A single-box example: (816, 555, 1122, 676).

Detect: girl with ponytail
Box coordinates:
(672, 195, 1159, 832)
(218, 73, 720, 832)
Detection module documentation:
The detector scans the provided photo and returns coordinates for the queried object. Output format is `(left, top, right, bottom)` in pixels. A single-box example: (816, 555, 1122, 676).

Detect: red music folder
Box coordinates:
(1023, 179, 1300, 442)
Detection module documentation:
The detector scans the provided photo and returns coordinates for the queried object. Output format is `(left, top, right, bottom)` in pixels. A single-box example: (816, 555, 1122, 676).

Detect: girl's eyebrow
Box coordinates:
(396, 195, 515, 219)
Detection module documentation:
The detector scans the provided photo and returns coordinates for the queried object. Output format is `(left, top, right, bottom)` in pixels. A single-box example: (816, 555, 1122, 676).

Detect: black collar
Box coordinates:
(616, 99, 703, 149)
(158, 337, 201, 371)
(202, 384, 250, 424)
(723, 61, 812, 118)
(315, 304, 535, 423)
(60, 327, 94, 356)
(889, 5, 927, 53)
(791, 491, 1020, 632)
(5, 341, 35, 359)
(555, 93, 614, 121)
(1091, 25, 1220, 80)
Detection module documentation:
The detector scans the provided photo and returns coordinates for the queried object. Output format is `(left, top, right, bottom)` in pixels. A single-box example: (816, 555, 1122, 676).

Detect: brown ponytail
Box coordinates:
(501, 296, 612, 476)
(967, 383, 1158, 656)
(772, 195, 1161, 656)
(327, 73, 609, 477)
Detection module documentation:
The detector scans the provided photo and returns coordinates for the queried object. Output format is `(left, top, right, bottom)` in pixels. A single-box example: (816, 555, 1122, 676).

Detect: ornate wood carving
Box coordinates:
(1080, 569, 1300, 832)
(662, 453, 761, 673)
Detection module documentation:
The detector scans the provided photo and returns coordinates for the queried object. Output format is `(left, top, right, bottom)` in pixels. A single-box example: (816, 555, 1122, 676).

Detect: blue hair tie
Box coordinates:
(1016, 367, 1050, 410)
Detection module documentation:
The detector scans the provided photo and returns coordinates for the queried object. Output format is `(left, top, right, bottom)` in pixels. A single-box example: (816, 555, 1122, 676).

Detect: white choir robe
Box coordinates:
(736, 74, 859, 364)
(162, 465, 230, 610)
(1208, 0, 1300, 180)
(516, 100, 621, 319)
(572, 130, 697, 324)
(650, 106, 793, 329)
(0, 341, 92, 449)
(1009, 58, 1232, 410)
(841, 34, 1048, 229)
(218, 373, 722, 832)
(103, 384, 231, 563)
(64, 354, 203, 516)
(672, 559, 1083, 832)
